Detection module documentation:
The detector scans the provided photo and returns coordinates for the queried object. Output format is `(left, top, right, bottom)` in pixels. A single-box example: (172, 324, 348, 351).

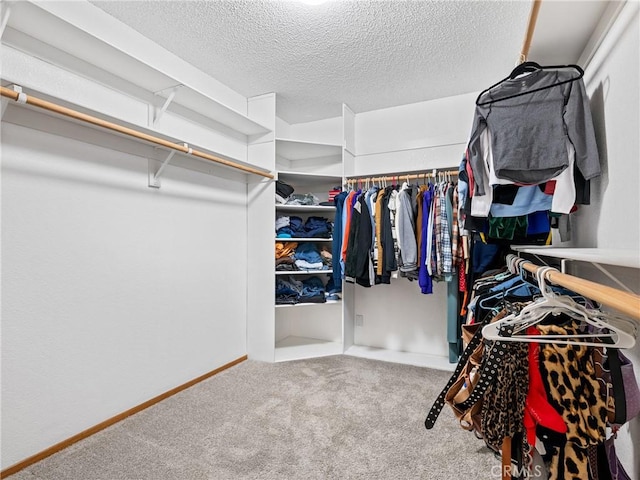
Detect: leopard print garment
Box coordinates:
(538, 322, 607, 480)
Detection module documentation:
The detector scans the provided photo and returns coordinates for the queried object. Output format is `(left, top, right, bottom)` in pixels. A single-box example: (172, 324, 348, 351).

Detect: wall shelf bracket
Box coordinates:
(150, 85, 181, 127)
(0, 4, 11, 39)
(148, 145, 189, 188)
(558, 258, 633, 293)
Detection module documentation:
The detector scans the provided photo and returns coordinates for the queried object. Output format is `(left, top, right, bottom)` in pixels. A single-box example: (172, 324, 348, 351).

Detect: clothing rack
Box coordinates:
(345, 169, 459, 187)
(511, 255, 640, 321)
(519, 0, 542, 63)
(0, 86, 274, 179)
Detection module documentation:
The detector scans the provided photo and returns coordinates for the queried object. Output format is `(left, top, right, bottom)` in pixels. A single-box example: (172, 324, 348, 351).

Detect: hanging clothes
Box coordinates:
(425, 262, 636, 480)
(344, 193, 374, 288)
(332, 191, 348, 291)
(469, 67, 600, 196)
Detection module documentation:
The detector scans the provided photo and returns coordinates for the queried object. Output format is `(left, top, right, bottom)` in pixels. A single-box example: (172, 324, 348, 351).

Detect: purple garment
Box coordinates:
(419, 184, 434, 294)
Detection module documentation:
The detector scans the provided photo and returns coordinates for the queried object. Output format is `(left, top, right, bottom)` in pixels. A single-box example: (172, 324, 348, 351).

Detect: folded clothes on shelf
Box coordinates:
(276, 216, 332, 238)
(275, 275, 327, 304)
(286, 193, 320, 206)
(275, 242, 298, 259)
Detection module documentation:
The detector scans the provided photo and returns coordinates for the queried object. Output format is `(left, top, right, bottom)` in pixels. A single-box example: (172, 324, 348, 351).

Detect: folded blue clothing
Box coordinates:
(275, 275, 327, 304)
(302, 276, 325, 291)
(275, 277, 303, 297)
(301, 216, 332, 238)
(294, 243, 324, 264)
(526, 210, 551, 235)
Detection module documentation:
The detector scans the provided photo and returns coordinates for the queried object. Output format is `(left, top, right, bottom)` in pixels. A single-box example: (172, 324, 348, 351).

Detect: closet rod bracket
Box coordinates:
(2, 84, 24, 119)
(148, 144, 188, 188)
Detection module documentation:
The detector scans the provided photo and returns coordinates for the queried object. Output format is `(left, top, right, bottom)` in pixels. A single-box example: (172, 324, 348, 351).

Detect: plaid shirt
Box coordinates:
(439, 184, 452, 275)
(451, 186, 463, 266)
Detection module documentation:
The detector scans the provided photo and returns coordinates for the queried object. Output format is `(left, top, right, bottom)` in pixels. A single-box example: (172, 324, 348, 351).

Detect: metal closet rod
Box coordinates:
(0, 86, 274, 179)
(346, 169, 459, 184)
(519, 260, 640, 322)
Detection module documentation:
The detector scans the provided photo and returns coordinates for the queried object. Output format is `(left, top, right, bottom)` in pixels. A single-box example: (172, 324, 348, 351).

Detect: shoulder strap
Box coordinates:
(608, 348, 627, 425)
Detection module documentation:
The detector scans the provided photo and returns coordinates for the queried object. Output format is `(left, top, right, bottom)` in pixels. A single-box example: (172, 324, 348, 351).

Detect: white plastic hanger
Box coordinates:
(482, 266, 637, 348)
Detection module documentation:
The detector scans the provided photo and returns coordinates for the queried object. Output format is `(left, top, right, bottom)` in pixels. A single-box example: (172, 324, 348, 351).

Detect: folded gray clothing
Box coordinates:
(286, 193, 320, 206)
(275, 216, 290, 231)
(294, 260, 325, 270)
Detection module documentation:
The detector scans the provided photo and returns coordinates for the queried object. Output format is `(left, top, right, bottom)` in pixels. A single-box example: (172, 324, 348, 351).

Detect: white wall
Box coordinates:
(276, 116, 343, 145)
(561, 3, 640, 477)
(347, 92, 476, 363)
(1, 119, 248, 469)
(353, 92, 477, 176)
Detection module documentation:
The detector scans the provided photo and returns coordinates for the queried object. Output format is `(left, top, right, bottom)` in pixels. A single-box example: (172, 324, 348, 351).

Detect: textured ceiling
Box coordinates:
(89, 1, 604, 124)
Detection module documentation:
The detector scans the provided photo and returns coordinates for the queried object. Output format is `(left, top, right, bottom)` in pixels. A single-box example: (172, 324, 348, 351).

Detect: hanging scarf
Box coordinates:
(538, 321, 607, 480)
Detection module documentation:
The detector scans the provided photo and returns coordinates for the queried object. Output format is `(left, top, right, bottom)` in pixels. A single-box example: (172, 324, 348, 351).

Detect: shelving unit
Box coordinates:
(2, 1, 272, 138)
(276, 300, 341, 308)
(275, 238, 333, 242)
(276, 139, 342, 176)
(273, 139, 344, 362)
(275, 270, 333, 275)
(275, 205, 336, 212)
(274, 336, 343, 362)
(511, 246, 640, 269)
(511, 246, 640, 296)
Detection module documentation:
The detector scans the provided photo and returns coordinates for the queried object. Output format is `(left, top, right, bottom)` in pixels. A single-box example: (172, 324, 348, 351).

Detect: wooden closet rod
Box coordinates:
(521, 261, 640, 321)
(519, 0, 542, 62)
(346, 169, 459, 184)
(0, 86, 274, 179)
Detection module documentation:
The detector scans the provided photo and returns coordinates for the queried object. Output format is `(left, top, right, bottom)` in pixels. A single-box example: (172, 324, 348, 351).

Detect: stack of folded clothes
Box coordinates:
(275, 242, 332, 272)
(275, 276, 327, 305)
(276, 242, 298, 271)
(293, 243, 329, 271)
(276, 216, 332, 238)
(285, 193, 320, 206)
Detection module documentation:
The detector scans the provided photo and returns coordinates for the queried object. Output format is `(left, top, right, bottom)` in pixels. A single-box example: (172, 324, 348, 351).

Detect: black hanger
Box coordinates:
(475, 62, 584, 107)
(509, 61, 542, 79)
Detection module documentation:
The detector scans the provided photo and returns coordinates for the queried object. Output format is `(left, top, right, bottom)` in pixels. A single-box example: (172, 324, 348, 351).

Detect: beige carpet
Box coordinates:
(10, 355, 498, 479)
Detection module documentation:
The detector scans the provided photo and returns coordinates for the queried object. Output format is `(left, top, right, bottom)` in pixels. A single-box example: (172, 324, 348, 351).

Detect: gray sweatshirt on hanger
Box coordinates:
(397, 188, 418, 272)
(468, 69, 601, 196)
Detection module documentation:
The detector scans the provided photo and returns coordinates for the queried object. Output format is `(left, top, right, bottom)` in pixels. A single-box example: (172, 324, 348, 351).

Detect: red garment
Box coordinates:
(523, 327, 567, 447)
(458, 258, 467, 293)
(544, 180, 556, 195)
(341, 190, 357, 262)
(465, 149, 475, 196)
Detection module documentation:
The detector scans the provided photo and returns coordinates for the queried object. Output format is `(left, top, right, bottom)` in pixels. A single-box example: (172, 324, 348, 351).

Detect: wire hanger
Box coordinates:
(475, 62, 584, 107)
(482, 265, 637, 348)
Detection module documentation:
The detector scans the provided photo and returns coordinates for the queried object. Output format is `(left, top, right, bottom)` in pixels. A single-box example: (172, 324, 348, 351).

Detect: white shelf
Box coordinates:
(4, 2, 272, 137)
(274, 336, 343, 362)
(275, 270, 333, 275)
(344, 345, 455, 372)
(275, 205, 336, 212)
(276, 139, 342, 161)
(511, 246, 640, 269)
(278, 171, 343, 186)
(275, 238, 332, 242)
(275, 300, 341, 308)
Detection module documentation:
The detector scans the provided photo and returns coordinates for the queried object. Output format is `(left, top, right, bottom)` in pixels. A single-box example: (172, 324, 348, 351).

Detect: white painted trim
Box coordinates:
(344, 345, 455, 371)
